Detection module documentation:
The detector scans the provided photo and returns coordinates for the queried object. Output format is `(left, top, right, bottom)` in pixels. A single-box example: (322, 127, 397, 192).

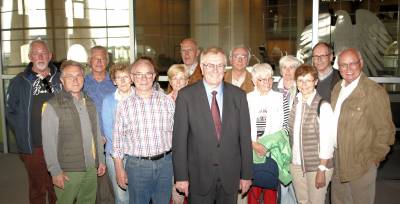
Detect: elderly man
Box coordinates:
(173, 47, 253, 203)
(330, 48, 395, 204)
(180, 38, 203, 84)
(312, 42, 341, 102)
(168, 38, 203, 92)
(224, 46, 254, 93)
(42, 60, 106, 203)
(113, 57, 175, 204)
(6, 39, 62, 204)
(84, 45, 116, 129)
(84, 45, 116, 203)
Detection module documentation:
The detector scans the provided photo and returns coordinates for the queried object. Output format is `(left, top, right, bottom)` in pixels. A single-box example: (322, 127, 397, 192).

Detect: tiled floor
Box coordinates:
(1, 140, 399, 204)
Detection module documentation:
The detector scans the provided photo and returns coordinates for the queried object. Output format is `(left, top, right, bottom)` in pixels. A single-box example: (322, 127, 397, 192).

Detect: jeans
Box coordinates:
(126, 153, 173, 204)
(106, 154, 129, 204)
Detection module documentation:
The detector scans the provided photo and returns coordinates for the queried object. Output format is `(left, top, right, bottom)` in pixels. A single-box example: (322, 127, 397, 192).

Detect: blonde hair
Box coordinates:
(167, 64, 189, 80)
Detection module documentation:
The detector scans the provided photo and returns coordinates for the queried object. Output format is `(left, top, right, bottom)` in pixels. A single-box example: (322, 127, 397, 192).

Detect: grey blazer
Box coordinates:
(172, 80, 253, 195)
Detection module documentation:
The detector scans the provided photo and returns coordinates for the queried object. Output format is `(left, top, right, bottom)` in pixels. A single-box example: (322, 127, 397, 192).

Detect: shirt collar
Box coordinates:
(297, 89, 317, 105)
(340, 73, 361, 90)
(115, 87, 134, 101)
(203, 80, 223, 95)
(318, 67, 333, 81)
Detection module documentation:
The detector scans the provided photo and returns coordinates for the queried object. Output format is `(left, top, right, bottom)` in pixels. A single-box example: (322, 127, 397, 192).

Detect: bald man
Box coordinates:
(330, 48, 395, 204)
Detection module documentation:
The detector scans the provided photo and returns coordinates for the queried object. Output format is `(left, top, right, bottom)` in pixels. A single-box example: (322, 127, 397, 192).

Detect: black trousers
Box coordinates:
(188, 177, 237, 204)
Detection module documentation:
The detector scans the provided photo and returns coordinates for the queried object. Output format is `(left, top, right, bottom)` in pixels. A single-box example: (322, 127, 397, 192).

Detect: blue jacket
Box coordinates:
(101, 91, 118, 155)
(6, 62, 62, 154)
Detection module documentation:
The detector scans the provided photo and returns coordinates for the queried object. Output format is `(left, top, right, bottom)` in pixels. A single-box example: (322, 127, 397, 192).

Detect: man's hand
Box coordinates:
(175, 181, 189, 197)
(252, 142, 267, 157)
(315, 171, 326, 189)
(52, 172, 69, 189)
(97, 163, 106, 176)
(239, 179, 252, 195)
(115, 167, 128, 189)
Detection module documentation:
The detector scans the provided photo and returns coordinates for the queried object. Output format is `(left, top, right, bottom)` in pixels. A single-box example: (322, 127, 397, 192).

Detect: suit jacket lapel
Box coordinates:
(221, 83, 231, 143)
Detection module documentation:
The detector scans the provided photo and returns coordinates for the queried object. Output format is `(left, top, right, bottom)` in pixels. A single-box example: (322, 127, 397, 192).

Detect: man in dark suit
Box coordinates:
(173, 47, 253, 204)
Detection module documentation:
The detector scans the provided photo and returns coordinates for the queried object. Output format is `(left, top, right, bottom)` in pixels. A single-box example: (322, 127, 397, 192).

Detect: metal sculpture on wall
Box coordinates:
(297, 9, 393, 76)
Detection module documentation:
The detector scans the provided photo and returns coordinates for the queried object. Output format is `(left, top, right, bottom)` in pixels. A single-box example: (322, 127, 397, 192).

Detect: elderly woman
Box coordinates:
(101, 63, 133, 204)
(274, 55, 302, 110)
(247, 63, 290, 204)
(288, 64, 335, 204)
(167, 64, 189, 101)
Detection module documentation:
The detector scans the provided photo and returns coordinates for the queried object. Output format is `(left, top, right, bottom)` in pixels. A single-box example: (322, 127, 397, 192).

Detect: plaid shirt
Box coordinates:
(112, 90, 175, 159)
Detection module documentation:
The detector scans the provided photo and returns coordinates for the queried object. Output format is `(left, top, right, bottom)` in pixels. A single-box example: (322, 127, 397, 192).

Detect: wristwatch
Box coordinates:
(318, 165, 329, 172)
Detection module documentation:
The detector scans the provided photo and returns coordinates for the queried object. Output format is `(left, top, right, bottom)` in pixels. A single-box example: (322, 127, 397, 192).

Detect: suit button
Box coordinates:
(213, 163, 219, 166)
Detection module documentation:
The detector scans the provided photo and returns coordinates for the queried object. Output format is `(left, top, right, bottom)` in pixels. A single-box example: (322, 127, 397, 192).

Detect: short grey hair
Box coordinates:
(251, 63, 274, 80)
(29, 39, 50, 54)
(279, 55, 302, 75)
(200, 47, 227, 65)
(60, 60, 85, 77)
(229, 45, 251, 60)
(88, 45, 109, 65)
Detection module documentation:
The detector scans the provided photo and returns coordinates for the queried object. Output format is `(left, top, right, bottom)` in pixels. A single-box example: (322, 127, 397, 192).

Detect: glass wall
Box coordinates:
(0, 0, 132, 152)
(1, 0, 399, 152)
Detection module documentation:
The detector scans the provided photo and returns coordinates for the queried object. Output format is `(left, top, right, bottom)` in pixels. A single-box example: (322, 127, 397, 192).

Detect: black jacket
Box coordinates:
(6, 62, 62, 154)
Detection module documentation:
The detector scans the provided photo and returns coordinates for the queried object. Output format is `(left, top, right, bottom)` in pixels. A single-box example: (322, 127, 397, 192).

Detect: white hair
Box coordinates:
(251, 63, 273, 79)
(278, 55, 302, 75)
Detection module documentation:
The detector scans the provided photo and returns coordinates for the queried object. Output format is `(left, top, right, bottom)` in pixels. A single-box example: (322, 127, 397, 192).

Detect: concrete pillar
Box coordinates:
(190, 0, 251, 54)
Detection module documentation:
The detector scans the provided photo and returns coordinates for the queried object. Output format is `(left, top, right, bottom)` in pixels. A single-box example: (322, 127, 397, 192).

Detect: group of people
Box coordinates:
(5, 37, 395, 204)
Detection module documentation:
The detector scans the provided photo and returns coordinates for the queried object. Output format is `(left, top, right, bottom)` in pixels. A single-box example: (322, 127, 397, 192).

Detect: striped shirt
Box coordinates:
(112, 90, 175, 159)
(247, 89, 289, 142)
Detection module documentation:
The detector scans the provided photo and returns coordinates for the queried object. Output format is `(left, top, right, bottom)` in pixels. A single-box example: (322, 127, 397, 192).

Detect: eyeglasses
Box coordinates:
(131, 72, 154, 79)
(115, 75, 130, 81)
(62, 74, 84, 81)
(338, 60, 360, 69)
(232, 54, 248, 60)
(312, 53, 330, 60)
(256, 78, 272, 83)
(296, 79, 315, 85)
(42, 77, 53, 93)
(202, 63, 225, 71)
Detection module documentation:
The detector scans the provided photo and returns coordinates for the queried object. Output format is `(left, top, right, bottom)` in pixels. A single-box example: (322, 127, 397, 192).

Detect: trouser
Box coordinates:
(290, 164, 333, 204)
(20, 147, 57, 204)
(247, 187, 277, 204)
(106, 154, 129, 204)
(54, 167, 97, 204)
(188, 179, 238, 204)
(331, 164, 377, 204)
(280, 183, 297, 204)
(126, 153, 173, 204)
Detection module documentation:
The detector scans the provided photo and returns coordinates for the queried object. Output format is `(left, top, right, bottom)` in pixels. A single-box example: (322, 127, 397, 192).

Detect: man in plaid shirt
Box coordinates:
(112, 57, 175, 204)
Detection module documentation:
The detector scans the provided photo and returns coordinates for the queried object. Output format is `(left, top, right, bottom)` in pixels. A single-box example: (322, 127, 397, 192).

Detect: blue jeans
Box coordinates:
(106, 154, 129, 204)
(126, 153, 173, 204)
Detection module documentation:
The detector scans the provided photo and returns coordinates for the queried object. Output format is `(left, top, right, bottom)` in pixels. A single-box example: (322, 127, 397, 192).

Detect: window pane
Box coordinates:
(107, 10, 129, 26)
